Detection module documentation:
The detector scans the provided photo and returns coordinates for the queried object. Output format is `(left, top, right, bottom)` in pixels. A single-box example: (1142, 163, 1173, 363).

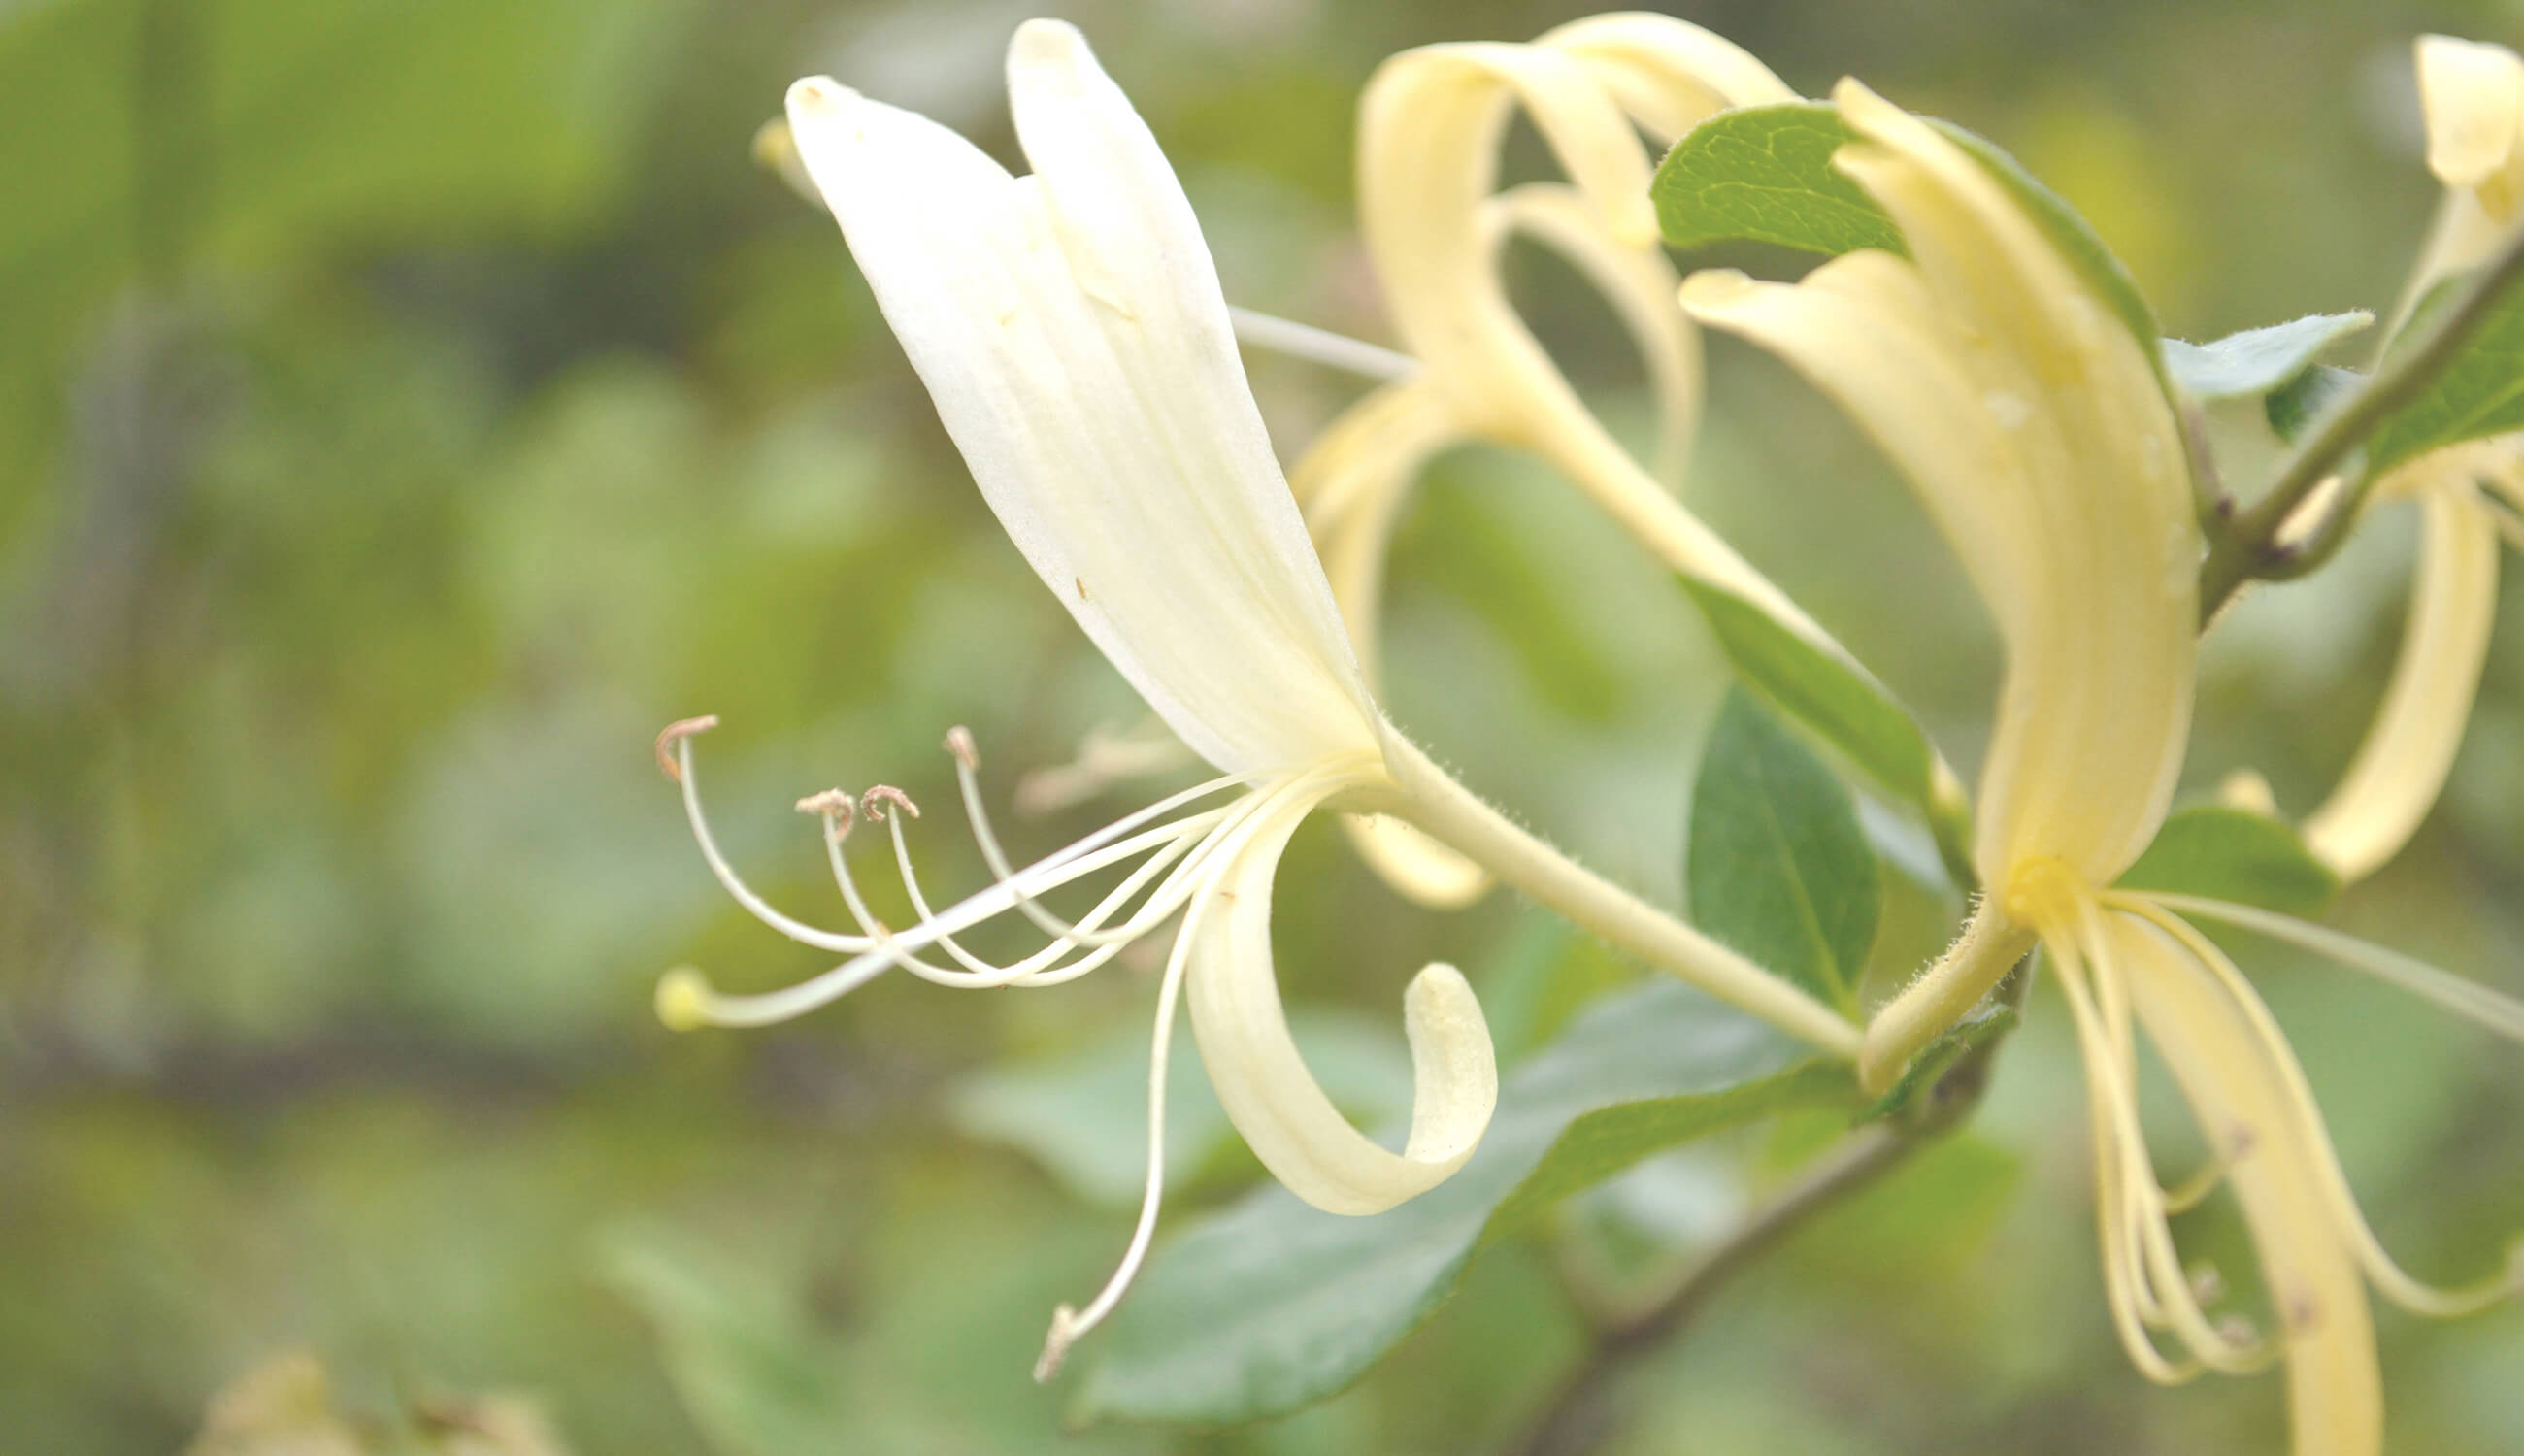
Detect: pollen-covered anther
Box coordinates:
(945, 725, 980, 770)
(861, 785, 920, 821)
(2187, 1260, 2227, 1306)
(794, 788, 856, 829)
(654, 715, 721, 781)
(655, 966, 714, 1032)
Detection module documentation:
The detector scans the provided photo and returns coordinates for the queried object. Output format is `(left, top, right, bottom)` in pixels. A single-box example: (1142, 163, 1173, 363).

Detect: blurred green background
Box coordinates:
(4, 0, 2521, 1451)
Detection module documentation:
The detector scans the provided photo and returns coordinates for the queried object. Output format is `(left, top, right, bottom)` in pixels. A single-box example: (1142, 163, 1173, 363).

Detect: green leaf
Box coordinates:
(2115, 805, 2340, 916)
(1650, 103, 1907, 257)
(1070, 983, 1851, 1425)
(1687, 691, 1880, 1017)
(2267, 364, 2363, 443)
(2361, 266, 2524, 475)
(1649, 103, 2162, 366)
(1677, 579, 1941, 811)
(2163, 314, 2373, 401)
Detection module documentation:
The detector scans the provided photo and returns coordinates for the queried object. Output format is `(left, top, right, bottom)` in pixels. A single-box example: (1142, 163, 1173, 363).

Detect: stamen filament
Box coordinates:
(2058, 907, 2277, 1375)
(666, 722, 1258, 958)
(1034, 772, 1316, 1380)
(2136, 892, 2524, 1045)
(952, 728, 1204, 950)
(878, 805, 1211, 980)
(1227, 304, 1418, 381)
(2117, 897, 2521, 1320)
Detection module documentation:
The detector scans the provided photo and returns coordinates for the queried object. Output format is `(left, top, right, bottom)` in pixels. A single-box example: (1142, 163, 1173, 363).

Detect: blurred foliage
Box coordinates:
(2, 0, 2521, 1453)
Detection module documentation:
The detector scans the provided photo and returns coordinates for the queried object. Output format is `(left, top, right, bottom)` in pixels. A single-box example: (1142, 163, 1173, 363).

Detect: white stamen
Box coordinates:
(1227, 304, 1417, 381)
(2139, 893, 2524, 1046)
(1034, 773, 1306, 1380)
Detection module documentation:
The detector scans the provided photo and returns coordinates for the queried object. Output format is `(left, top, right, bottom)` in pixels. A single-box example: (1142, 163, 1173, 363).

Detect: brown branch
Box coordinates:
(2197, 225, 2524, 622)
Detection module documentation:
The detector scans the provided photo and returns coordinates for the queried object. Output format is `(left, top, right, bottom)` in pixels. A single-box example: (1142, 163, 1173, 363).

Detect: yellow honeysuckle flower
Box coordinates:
(2283, 35, 2524, 884)
(1685, 78, 2522, 1456)
(1277, 14, 1802, 910)
(657, 19, 1862, 1378)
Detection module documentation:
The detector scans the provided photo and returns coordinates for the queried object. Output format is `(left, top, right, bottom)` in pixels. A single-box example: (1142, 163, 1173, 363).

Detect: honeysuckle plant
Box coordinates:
(1681, 78, 2524, 1456)
(650, 12, 2524, 1449)
(654, 17, 1863, 1379)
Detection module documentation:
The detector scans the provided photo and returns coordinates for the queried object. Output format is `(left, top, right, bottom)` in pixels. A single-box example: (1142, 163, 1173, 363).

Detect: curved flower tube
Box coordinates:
(1352, 15, 1814, 632)
(1279, 16, 1784, 908)
(2284, 34, 2524, 884)
(661, 19, 1862, 1377)
(1684, 79, 2523, 1455)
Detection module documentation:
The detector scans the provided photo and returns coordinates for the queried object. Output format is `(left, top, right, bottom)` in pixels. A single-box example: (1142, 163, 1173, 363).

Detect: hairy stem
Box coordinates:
(1375, 734, 1864, 1060)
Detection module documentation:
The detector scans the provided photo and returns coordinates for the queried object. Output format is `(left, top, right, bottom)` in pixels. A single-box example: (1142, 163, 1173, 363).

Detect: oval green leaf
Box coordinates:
(1651, 102, 1907, 257)
(1688, 690, 1880, 1018)
(1067, 984, 1850, 1425)
(2114, 804, 2340, 916)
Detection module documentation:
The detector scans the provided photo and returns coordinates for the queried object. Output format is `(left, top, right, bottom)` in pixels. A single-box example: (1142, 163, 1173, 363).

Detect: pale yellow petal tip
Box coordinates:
(2415, 34, 2524, 188)
(1827, 76, 1896, 125)
(1677, 267, 1759, 315)
(1010, 17, 1088, 70)
(784, 76, 852, 119)
(655, 967, 714, 1032)
(2216, 768, 2279, 817)
(1406, 960, 1476, 1011)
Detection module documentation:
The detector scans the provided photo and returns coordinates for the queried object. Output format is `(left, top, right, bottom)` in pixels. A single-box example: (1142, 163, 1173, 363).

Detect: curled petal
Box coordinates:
(1186, 798, 1497, 1215)
(784, 24, 1376, 777)
(1539, 12, 1796, 141)
(2303, 485, 2501, 881)
(1485, 182, 1699, 484)
(1357, 30, 1842, 650)
(2111, 913, 2381, 1455)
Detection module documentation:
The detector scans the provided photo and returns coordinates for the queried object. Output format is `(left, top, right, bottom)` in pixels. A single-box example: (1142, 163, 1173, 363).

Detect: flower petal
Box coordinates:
(1538, 12, 1796, 141)
(2417, 35, 2524, 207)
(1185, 796, 1497, 1215)
(1693, 81, 2198, 890)
(1356, 39, 1841, 645)
(1486, 182, 1700, 483)
(784, 26, 1376, 778)
(2114, 913, 2381, 1456)
(2302, 484, 2500, 881)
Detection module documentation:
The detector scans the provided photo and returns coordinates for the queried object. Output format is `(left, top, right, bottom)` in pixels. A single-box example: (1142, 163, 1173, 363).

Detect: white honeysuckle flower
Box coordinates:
(657, 18, 1863, 1379)
(1684, 78, 2523, 1456)
(2277, 35, 2524, 883)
